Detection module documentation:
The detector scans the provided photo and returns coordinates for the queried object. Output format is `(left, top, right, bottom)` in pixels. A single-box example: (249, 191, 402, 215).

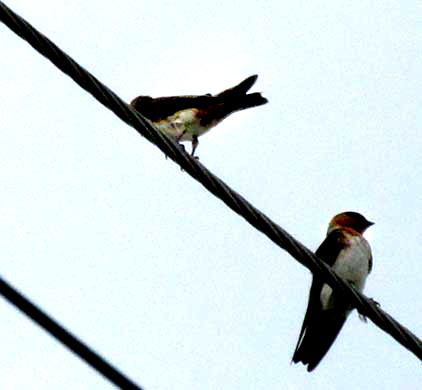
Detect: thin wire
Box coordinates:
(0, 0, 421, 376)
(0, 276, 143, 390)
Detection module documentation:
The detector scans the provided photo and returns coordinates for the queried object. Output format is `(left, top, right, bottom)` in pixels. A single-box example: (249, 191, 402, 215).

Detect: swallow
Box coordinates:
(130, 75, 267, 156)
(292, 211, 374, 372)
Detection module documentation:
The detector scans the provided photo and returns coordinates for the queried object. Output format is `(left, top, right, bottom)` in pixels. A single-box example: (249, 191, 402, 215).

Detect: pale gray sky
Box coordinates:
(1, 1, 422, 389)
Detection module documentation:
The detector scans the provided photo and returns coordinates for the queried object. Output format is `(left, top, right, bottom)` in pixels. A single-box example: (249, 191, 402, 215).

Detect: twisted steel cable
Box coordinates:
(0, 276, 143, 390)
(0, 1, 421, 381)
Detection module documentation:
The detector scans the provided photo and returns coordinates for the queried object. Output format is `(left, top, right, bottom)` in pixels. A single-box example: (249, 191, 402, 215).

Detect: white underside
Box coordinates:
(154, 109, 214, 142)
(320, 235, 371, 311)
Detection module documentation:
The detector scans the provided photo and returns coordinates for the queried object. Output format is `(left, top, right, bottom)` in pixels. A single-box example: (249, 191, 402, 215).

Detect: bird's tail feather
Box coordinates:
(217, 75, 259, 97)
(216, 75, 267, 111)
(292, 313, 347, 372)
(237, 92, 268, 109)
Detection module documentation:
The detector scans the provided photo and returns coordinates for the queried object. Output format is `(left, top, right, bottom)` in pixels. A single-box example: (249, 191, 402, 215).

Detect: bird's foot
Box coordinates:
(191, 135, 199, 158)
(368, 297, 380, 307)
(177, 143, 186, 153)
(358, 298, 380, 323)
(164, 143, 185, 159)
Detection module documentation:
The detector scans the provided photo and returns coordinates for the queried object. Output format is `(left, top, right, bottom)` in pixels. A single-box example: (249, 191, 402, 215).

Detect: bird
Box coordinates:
(292, 211, 374, 372)
(130, 75, 268, 156)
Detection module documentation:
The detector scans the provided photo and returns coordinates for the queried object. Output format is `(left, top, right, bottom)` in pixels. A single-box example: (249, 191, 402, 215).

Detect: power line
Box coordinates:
(0, 276, 143, 390)
(0, 0, 421, 384)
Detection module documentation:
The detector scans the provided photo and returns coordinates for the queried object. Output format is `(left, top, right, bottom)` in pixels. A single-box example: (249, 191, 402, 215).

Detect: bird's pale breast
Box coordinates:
(320, 235, 371, 311)
(154, 108, 214, 141)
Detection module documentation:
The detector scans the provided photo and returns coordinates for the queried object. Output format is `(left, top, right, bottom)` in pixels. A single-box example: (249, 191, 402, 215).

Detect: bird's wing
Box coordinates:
(292, 229, 346, 366)
(131, 95, 214, 122)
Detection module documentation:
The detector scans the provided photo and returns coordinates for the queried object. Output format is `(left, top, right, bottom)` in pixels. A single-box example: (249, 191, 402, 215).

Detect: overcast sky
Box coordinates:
(1, 1, 422, 389)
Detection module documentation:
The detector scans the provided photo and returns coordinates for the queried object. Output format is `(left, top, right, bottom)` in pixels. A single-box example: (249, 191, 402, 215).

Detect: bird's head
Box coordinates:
(328, 211, 374, 234)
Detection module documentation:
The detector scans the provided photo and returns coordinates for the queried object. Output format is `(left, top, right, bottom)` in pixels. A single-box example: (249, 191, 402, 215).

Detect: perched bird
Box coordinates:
(292, 211, 374, 372)
(130, 75, 267, 156)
